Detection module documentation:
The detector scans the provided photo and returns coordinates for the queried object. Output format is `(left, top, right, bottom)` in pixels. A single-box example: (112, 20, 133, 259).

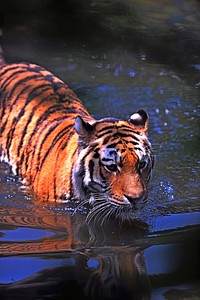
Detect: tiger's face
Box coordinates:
(73, 110, 154, 220)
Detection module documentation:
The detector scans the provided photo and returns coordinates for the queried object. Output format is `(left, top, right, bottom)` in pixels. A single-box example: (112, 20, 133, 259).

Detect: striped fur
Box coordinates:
(0, 62, 153, 217)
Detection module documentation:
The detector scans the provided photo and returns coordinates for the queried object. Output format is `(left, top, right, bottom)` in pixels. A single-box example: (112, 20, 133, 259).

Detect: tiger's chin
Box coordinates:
(84, 194, 145, 224)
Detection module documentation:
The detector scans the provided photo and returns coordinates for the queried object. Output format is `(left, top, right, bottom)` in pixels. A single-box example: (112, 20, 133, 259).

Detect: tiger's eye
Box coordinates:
(105, 164, 118, 173)
(139, 160, 147, 170)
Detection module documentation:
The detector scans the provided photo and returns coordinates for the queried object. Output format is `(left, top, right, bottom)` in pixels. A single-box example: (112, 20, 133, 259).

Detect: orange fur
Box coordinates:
(0, 62, 153, 214)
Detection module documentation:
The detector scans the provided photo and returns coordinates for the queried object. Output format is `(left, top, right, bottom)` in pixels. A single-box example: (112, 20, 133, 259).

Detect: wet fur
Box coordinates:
(0, 62, 154, 219)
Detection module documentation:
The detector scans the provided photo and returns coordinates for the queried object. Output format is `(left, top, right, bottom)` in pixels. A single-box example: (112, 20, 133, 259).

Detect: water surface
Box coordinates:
(0, 1, 200, 299)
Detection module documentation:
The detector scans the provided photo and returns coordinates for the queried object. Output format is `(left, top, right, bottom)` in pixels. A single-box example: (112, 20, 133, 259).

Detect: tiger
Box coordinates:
(0, 62, 154, 220)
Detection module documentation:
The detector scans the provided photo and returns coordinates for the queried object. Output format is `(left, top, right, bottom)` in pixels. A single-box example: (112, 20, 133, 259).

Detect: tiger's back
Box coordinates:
(0, 63, 93, 200)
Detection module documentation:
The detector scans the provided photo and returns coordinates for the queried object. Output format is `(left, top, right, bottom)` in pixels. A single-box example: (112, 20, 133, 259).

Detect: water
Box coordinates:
(0, 1, 200, 299)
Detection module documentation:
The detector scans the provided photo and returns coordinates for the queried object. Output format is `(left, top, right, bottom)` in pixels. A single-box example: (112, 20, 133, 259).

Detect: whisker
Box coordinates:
(94, 204, 111, 225)
(73, 198, 89, 215)
(99, 205, 115, 225)
(86, 204, 106, 224)
(86, 201, 110, 224)
(75, 192, 139, 224)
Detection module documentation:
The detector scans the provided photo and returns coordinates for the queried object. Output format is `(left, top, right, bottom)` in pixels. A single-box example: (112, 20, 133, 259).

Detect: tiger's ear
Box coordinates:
(129, 110, 149, 132)
(75, 116, 94, 144)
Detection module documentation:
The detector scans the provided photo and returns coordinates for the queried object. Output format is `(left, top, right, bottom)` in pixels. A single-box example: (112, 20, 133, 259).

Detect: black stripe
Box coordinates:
(28, 83, 51, 98)
(0, 65, 27, 82)
(121, 130, 141, 138)
(26, 124, 71, 181)
(134, 147, 143, 151)
(73, 106, 90, 117)
(102, 135, 111, 145)
(106, 141, 123, 148)
(60, 129, 75, 150)
(69, 148, 77, 199)
(96, 124, 140, 135)
(1, 75, 45, 135)
(92, 145, 100, 159)
(125, 140, 139, 146)
(99, 163, 106, 181)
(97, 130, 114, 138)
(23, 113, 73, 175)
(97, 126, 116, 133)
(38, 126, 72, 170)
(74, 155, 85, 197)
(73, 144, 107, 194)
(0, 85, 30, 133)
(1, 76, 47, 112)
(27, 63, 44, 72)
(8, 75, 44, 100)
(5, 127, 15, 161)
(19, 117, 69, 168)
(103, 135, 140, 148)
(54, 170, 57, 200)
(1, 71, 40, 94)
(87, 181, 107, 192)
(53, 139, 66, 200)
(33, 104, 67, 121)
(16, 85, 54, 157)
(98, 129, 141, 142)
(102, 157, 113, 162)
(93, 152, 100, 158)
(89, 160, 95, 181)
(118, 126, 140, 135)
(17, 105, 67, 159)
(5, 92, 34, 154)
(77, 143, 99, 170)
(20, 100, 67, 157)
(28, 126, 70, 185)
(112, 132, 140, 141)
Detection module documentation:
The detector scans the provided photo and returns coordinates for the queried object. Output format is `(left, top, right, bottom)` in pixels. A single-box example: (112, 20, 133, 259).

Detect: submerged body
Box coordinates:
(0, 63, 154, 218)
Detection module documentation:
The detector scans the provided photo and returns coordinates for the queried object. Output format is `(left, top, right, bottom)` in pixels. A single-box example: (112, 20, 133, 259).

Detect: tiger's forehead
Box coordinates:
(95, 119, 133, 133)
(95, 123, 148, 161)
(95, 121, 147, 143)
(100, 139, 136, 161)
(100, 136, 145, 156)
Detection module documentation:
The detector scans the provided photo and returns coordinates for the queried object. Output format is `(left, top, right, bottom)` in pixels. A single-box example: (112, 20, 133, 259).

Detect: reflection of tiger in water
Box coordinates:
(0, 62, 154, 219)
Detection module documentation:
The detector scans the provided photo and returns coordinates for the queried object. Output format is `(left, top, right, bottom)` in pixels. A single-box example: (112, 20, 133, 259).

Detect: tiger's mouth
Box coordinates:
(108, 195, 147, 209)
(89, 193, 147, 209)
(85, 193, 146, 223)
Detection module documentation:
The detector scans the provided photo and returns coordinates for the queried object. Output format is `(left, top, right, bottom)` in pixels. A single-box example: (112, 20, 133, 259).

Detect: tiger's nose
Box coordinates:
(124, 194, 147, 205)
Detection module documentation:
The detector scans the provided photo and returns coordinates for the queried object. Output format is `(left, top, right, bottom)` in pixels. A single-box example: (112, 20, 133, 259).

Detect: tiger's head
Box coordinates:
(72, 110, 154, 220)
